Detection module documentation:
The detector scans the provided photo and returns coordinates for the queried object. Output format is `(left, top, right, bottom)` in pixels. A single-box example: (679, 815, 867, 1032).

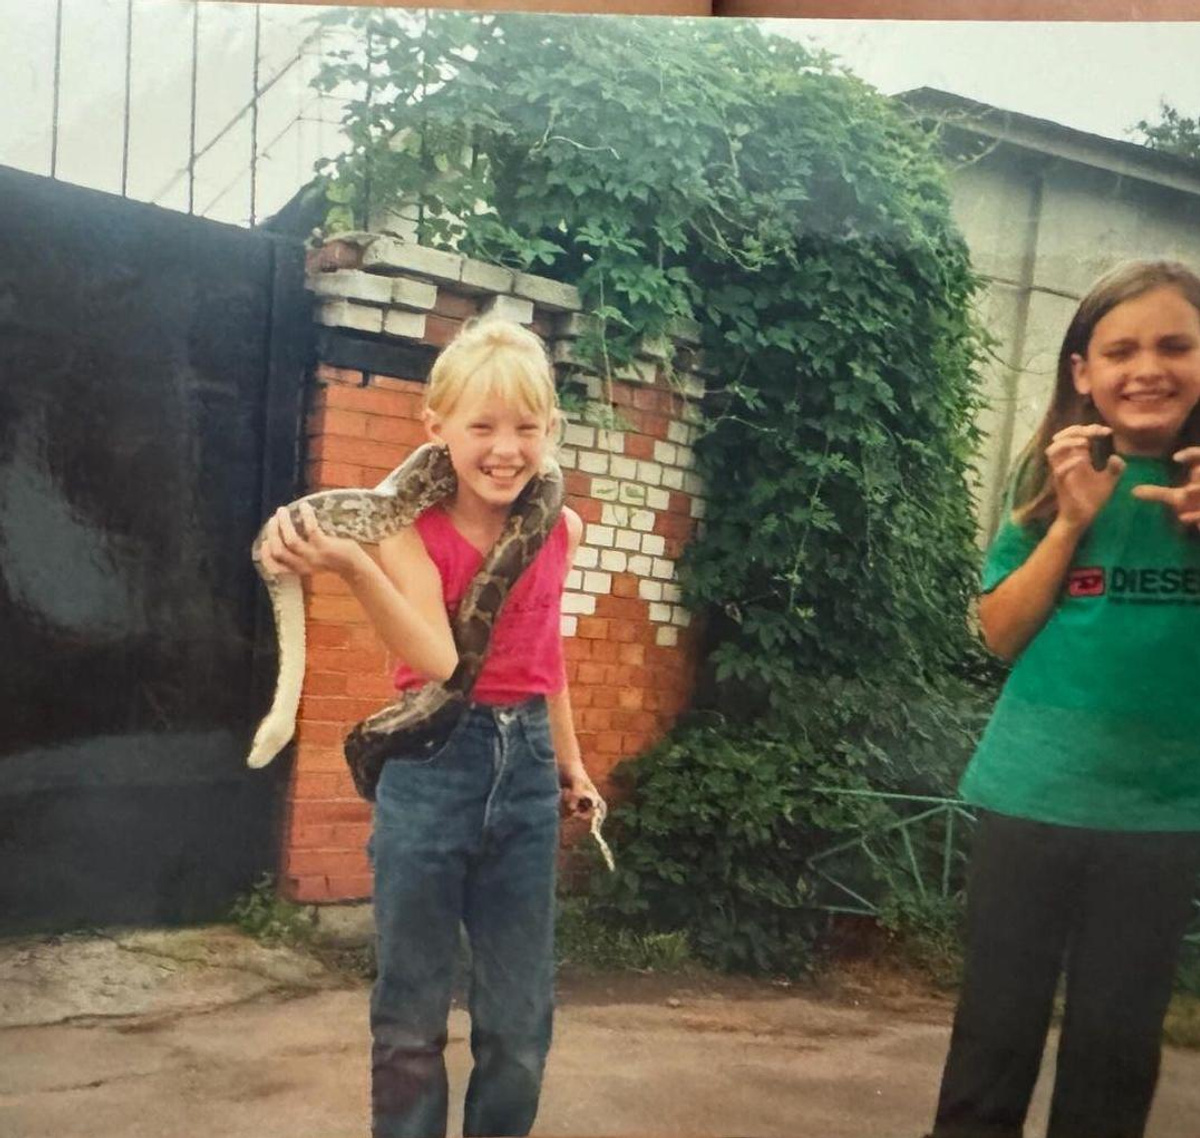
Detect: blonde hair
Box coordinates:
(425, 317, 558, 423)
(1011, 259, 1200, 526)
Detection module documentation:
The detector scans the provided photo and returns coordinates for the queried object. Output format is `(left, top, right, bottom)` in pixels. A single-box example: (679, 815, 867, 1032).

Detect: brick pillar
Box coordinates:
(278, 235, 708, 903)
(555, 380, 707, 793)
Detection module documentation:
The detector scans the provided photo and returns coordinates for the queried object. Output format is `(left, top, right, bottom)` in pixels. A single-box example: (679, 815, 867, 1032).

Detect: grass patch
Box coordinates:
(228, 874, 317, 947)
(875, 894, 965, 991)
(228, 877, 376, 982)
(226, 879, 694, 981)
(555, 896, 693, 974)
(1165, 941, 1200, 1049)
(1163, 992, 1200, 1049)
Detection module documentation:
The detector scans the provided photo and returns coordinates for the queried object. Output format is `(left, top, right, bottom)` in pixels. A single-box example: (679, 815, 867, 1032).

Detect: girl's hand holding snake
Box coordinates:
(259, 501, 364, 579)
(558, 765, 600, 819)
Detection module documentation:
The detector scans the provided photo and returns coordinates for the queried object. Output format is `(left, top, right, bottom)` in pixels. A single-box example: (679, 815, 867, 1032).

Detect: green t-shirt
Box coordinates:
(960, 456, 1200, 831)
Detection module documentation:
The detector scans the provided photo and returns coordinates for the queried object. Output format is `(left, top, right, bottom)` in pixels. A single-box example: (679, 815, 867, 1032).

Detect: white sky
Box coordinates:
(771, 19, 1200, 143)
(3, 3, 1200, 227)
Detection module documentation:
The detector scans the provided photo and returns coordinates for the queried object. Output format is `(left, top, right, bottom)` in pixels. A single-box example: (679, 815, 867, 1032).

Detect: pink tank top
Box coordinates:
(392, 505, 569, 704)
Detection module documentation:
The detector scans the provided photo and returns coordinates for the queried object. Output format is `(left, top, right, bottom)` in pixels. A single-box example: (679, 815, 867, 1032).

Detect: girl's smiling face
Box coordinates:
(427, 390, 555, 513)
(1072, 285, 1200, 457)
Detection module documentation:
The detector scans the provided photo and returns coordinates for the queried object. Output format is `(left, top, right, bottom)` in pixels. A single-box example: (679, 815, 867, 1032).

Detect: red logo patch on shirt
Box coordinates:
(1067, 567, 1105, 597)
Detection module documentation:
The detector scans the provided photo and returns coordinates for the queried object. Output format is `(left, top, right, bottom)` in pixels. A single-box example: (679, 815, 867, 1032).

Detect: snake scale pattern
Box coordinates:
(246, 442, 613, 870)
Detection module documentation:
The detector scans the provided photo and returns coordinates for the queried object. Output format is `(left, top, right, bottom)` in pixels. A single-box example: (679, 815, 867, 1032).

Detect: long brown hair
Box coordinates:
(1011, 259, 1200, 526)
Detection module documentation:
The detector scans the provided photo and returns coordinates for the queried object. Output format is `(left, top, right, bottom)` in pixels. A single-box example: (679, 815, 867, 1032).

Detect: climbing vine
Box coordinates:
(310, 12, 1000, 970)
(312, 9, 991, 686)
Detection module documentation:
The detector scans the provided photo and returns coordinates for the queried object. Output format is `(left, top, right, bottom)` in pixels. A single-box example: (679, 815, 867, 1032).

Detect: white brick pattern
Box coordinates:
(585, 524, 615, 547)
(582, 570, 613, 594)
(600, 550, 627, 572)
(563, 423, 596, 448)
(562, 592, 597, 615)
(638, 580, 663, 601)
(614, 529, 642, 552)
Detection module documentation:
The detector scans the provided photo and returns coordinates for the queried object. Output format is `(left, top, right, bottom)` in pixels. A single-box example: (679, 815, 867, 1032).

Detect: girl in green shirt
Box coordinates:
(930, 261, 1200, 1138)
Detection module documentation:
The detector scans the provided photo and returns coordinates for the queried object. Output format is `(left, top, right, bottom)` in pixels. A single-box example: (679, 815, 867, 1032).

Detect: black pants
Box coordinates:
(931, 811, 1200, 1138)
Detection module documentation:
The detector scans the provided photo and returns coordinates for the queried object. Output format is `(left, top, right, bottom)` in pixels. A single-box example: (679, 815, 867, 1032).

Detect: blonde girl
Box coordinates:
(260, 318, 597, 1138)
(929, 261, 1200, 1138)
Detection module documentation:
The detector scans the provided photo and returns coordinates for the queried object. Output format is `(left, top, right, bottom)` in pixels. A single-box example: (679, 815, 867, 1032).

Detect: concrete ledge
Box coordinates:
(636, 334, 673, 362)
(316, 230, 379, 249)
(391, 277, 439, 311)
(316, 300, 384, 335)
(614, 359, 659, 385)
(551, 338, 598, 372)
(312, 903, 375, 948)
(513, 271, 582, 312)
(554, 311, 602, 339)
(362, 237, 464, 283)
(461, 257, 516, 295)
(310, 270, 393, 306)
(482, 294, 535, 324)
(383, 309, 428, 339)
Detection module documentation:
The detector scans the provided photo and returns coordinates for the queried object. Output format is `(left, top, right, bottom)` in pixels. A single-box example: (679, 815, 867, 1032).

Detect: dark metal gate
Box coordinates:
(0, 165, 310, 932)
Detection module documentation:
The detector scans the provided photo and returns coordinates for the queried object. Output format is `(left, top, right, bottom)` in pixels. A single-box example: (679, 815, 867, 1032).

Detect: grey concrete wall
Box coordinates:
(945, 145, 1200, 541)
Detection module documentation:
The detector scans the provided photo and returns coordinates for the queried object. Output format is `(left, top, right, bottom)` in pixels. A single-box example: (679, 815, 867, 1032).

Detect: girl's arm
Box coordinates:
(981, 424, 1124, 662)
(262, 501, 457, 682)
(550, 507, 599, 816)
(356, 526, 458, 681)
(547, 684, 590, 785)
(978, 516, 1084, 662)
(974, 424, 1123, 657)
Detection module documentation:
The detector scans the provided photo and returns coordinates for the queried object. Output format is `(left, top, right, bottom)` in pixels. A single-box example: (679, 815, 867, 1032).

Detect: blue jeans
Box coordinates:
(368, 696, 561, 1138)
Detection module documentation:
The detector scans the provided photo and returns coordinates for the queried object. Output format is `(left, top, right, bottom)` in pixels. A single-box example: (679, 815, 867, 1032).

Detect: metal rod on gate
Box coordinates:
(189, 1, 199, 213)
(51, 0, 64, 177)
(362, 23, 375, 231)
(200, 102, 315, 219)
(250, 4, 261, 227)
(941, 808, 955, 898)
(122, 0, 133, 197)
(151, 30, 318, 208)
(900, 825, 926, 901)
(316, 23, 326, 165)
